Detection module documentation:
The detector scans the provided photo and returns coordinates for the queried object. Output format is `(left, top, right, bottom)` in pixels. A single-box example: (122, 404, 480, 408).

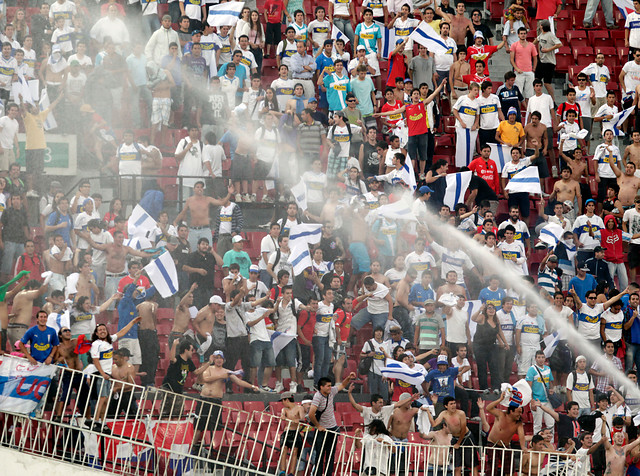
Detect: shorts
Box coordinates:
(514, 71, 535, 98)
(276, 339, 297, 368)
(91, 372, 112, 398)
(535, 61, 555, 84)
(451, 431, 479, 469)
(266, 22, 281, 46)
(25, 149, 44, 176)
(250, 339, 276, 368)
(280, 429, 303, 449)
(151, 97, 171, 126)
(333, 343, 347, 367)
(196, 396, 222, 431)
(231, 153, 252, 181)
(349, 241, 371, 274)
(630, 244, 640, 269)
(0, 147, 15, 171)
(104, 274, 125, 310)
(582, 117, 592, 141)
(253, 159, 274, 180)
(118, 337, 142, 365)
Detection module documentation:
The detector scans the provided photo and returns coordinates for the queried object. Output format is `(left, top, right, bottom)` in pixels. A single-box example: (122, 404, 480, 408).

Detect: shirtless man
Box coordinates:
(53, 326, 83, 420)
(69, 261, 99, 303)
(149, 62, 175, 147)
(346, 204, 371, 294)
(279, 392, 306, 476)
(192, 295, 224, 359)
(550, 167, 582, 215)
(137, 297, 159, 387)
(524, 111, 549, 157)
(87, 230, 152, 310)
(8, 279, 48, 344)
(422, 420, 453, 474)
(436, 270, 466, 300)
(367, 260, 391, 287)
(601, 414, 640, 475)
(522, 435, 547, 475)
(609, 159, 640, 207)
(623, 130, 640, 173)
(428, 396, 479, 476)
(49, 235, 73, 288)
(169, 283, 197, 349)
(0, 271, 29, 351)
(450, 50, 470, 100)
(173, 181, 234, 251)
(388, 392, 424, 441)
(192, 350, 259, 453)
(108, 348, 138, 417)
(450, 1, 474, 47)
(484, 393, 526, 475)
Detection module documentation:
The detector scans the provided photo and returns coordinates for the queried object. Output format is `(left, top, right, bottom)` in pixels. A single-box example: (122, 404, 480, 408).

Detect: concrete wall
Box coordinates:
(0, 446, 106, 475)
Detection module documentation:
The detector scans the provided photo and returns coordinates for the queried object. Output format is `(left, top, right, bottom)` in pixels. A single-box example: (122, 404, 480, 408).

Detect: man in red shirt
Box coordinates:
(380, 88, 405, 136)
(467, 31, 505, 75)
(462, 59, 491, 85)
(297, 296, 318, 377)
(469, 144, 501, 194)
(117, 260, 151, 294)
(264, 0, 287, 59)
(535, 0, 562, 21)
(14, 239, 45, 279)
(333, 296, 354, 382)
(556, 88, 583, 127)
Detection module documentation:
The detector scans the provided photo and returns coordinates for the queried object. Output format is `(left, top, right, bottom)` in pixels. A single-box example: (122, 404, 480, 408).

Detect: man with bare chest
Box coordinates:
(484, 394, 526, 475)
(0, 271, 29, 351)
(69, 261, 99, 303)
(279, 392, 306, 476)
(389, 393, 430, 476)
(422, 422, 453, 472)
(609, 159, 640, 207)
(108, 348, 139, 417)
(450, 50, 470, 100)
(524, 113, 549, 157)
(624, 131, 640, 174)
(602, 425, 640, 476)
(192, 295, 224, 359)
(53, 326, 83, 420)
(137, 299, 159, 387)
(169, 283, 197, 349)
(436, 270, 466, 300)
(8, 279, 48, 345)
(173, 182, 234, 251)
(367, 260, 391, 287)
(450, 1, 474, 48)
(551, 167, 582, 217)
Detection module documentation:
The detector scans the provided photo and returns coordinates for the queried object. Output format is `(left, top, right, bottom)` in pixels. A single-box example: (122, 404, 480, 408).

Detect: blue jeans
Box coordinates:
(627, 342, 640, 372)
(312, 336, 331, 385)
(333, 18, 355, 45)
(368, 371, 389, 401)
(142, 14, 161, 40)
(352, 309, 388, 332)
(0, 241, 23, 274)
(187, 227, 213, 251)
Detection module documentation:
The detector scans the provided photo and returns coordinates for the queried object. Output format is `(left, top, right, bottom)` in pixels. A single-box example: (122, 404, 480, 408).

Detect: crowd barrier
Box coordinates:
(0, 363, 588, 476)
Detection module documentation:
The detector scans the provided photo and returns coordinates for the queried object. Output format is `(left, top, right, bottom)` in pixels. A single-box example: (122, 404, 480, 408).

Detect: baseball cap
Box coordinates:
(424, 299, 435, 305)
(212, 350, 225, 359)
(578, 262, 590, 271)
(474, 30, 484, 38)
(334, 258, 344, 263)
(547, 255, 558, 262)
(585, 198, 596, 206)
(232, 235, 245, 243)
(334, 110, 347, 119)
(191, 29, 202, 36)
(210, 295, 224, 305)
(167, 236, 180, 245)
(575, 355, 587, 363)
(418, 185, 434, 194)
(280, 391, 294, 400)
(399, 392, 412, 401)
(249, 265, 260, 273)
(307, 97, 317, 103)
(507, 106, 518, 116)
(594, 245, 607, 253)
(404, 78, 413, 83)
(356, 45, 366, 51)
(437, 355, 449, 364)
(563, 200, 574, 210)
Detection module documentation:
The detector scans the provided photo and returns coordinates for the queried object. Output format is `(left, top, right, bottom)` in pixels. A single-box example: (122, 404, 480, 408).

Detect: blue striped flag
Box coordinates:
(455, 128, 478, 167)
(331, 23, 350, 45)
(539, 223, 564, 248)
(289, 223, 322, 245)
(443, 171, 472, 209)
(269, 330, 296, 357)
(505, 166, 542, 195)
(375, 21, 395, 58)
(489, 142, 511, 173)
(610, 106, 634, 136)
(375, 199, 418, 222)
(543, 331, 561, 358)
(289, 240, 313, 276)
(380, 360, 426, 386)
(144, 251, 179, 298)
(128, 204, 156, 237)
(207, 2, 244, 27)
(409, 22, 449, 55)
(125, 236, 153, 250)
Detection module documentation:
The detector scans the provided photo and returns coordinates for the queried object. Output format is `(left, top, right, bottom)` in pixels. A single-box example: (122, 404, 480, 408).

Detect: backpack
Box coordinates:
(358, 339, 376, 375)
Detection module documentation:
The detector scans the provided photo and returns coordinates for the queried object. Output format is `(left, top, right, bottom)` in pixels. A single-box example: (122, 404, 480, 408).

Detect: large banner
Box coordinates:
(0, 355, 56, 414)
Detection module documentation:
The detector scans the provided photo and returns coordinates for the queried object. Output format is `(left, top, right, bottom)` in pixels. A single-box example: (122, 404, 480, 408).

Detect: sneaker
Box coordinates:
(289, 381, 298, 393)
(583, 22, 593, 28)
(250, 193, 257, 202)
(26, 189, 39, 198)
(274, 381, 285, 393)
(260, 385, 274, 393)
(278, 195, 287, 202)
(235, 193, 243, 202)
(307, 369, 314, 379)
(243, 193, 252, 202)
(263, 195, 275, 203)
(419, 173, 425, 180)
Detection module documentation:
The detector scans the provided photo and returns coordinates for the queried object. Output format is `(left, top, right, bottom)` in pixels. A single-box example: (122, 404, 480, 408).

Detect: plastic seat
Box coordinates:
(572, 46, 594, 61)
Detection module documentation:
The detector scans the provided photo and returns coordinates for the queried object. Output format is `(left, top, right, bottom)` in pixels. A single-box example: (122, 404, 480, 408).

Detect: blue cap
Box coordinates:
(213, 350, 225, 359)
(507, 107, 518, 116)
(419, 185, 434, 194)
(307, 97, 317, 103)
(585, 198, 596, 205)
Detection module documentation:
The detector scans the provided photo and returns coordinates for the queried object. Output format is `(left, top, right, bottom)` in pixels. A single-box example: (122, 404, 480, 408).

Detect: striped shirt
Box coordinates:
(297, 121, 325, 154)
(416, 313, 444, 349)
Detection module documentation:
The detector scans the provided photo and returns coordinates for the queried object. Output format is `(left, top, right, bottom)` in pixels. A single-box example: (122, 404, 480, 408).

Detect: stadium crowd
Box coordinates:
(5, 0, 640, 473)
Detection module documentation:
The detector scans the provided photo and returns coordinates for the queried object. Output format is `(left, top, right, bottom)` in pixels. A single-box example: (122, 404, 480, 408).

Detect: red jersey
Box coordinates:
(14, 252, 45, 278)
(406, 102, 429, 136)
(466, 45, 499, 75)
(264, 0, 286, 23)
(334, 308, 352, 343)
(392, 378, 416, 401)
(297, 310, 316, 343)
(462, 73, 491, 85)
(381, 100, 404, 126)
(468, 157, 500, 194)
(117, 275, 151, 293)
(556, 102, 582, 122)
(386, 53, 406, 88)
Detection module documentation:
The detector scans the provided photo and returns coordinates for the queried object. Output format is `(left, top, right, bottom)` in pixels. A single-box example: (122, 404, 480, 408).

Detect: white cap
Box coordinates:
(232, 235, 245, 243)
(209, 295, 224, 305)
(437, 355, 449, 364)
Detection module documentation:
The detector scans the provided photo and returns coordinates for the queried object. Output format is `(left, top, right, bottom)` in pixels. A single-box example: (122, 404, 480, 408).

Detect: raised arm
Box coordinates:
(115, 316, 142, 340)
(348, 383, 364, 412)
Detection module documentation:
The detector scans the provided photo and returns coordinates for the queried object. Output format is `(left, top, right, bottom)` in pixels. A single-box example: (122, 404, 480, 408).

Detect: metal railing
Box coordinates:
(0, 363, 589, 476)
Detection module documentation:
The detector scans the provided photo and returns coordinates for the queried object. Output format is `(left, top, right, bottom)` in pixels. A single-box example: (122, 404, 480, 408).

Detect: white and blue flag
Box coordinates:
(128, 204, 157, 238)
(144, 251, 179, 298)
(207, 2, 244, 27)
(504, 166, 542, 195)
(288, 223, 322, 276)
(290, 180, 308, 211)
(380, 359, 426, 386)
(489, 143, 511, 173)
(331, 23, 350, 44)
(375, 21, 395, 58)
(290, 240, 313, 276)
(375, 199, 418, 222)
(409, 21, 449, 55)
(39, 88, 57, 131)
(610, 107, 634, 136)
(125, 236, 153, 250)
(539, 223, 565, 248)
(543, 332, 562, 358)
(269, 330, 297, 357)
(443, 171, 472, 209)
(455, 129, 478, 167)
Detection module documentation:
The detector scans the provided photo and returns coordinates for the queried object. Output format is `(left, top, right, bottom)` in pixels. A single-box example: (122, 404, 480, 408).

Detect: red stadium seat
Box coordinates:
(566, 32, 588, 48)
(592, 11, 607, 29)
(570, 10, 585, 28)
(556, 54, 573, 74)
(553, 18, 572, 39)
(588, 30, 610, 48)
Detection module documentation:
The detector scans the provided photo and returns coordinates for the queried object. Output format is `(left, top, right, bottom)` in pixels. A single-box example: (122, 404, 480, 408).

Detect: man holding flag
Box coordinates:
(453, 81, 480, 167)
(501, 142, 541, 219)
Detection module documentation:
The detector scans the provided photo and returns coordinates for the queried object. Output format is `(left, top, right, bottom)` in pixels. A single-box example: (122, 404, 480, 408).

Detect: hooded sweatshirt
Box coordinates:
(600, 214, 624, 264)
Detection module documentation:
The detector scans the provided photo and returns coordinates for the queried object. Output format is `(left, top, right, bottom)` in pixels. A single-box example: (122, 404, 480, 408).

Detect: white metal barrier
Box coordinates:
(0, 365, 589, 476)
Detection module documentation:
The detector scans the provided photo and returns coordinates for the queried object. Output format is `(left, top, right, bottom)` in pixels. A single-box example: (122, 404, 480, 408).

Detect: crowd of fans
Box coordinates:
(5, 0, 640, 473)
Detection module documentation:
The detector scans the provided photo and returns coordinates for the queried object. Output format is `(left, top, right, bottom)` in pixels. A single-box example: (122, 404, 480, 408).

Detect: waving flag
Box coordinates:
(489, 143, 511, 173)
(375, 21, 396, 58)
(144, 251, 179, 298)
(443, 171, 472, 209)
(290, 180, 308, 211)
(373, 198, 418, 222)
(289, 223, 322, 245)
(207, 2, 244, 27)
(543, 331, 562, 358)
(613, 0, 633, 17)
(610, 107, 634, 136)
(409, 22, 449, 54)
(39, 88, 57, 131)
(539, 223, 565, 248)
(380, 359, 426, 386)
(126, 236, 153, 250)
(0, 356, 57, 414)
(331, 24, 350, 44)
(464, 299, 482, 339)
(129, 204, 157, 238)
(505, 166, 542, 195)
(269, 330, 296, 357)
(500, 379, 533, 408)
(290, 240, 313, 276)
(455, 129, 478, 167)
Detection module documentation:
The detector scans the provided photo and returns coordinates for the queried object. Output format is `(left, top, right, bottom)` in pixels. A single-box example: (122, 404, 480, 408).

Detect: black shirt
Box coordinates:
(361, 141, 380, 179)
(557, 413, 581, 443)
(469, 175, 498, 203)
(187, 251, 217, 289)
(318, 236, 342, 263)
(1, 207, 28, 243)
(172, 240, 191, 271)
(466, 22, 494, 47)
(162, 355, 196, 394)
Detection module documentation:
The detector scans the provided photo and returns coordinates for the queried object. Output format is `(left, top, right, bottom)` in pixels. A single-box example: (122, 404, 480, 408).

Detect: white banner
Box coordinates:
(0, 355, 57, 414)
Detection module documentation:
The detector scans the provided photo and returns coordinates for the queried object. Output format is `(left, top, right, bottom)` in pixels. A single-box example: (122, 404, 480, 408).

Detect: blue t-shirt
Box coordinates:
(21, 326, 59, 362)
(409, 283, 435, 305)
(323, 72, 351, 112)
(315, 53, 334, 109)
(478, 287, 506, 311)
(525, 364, 553, 402)
(568, 274, 598, 302)
(425, 367, 459, 401)
(46, 211, 74, 246)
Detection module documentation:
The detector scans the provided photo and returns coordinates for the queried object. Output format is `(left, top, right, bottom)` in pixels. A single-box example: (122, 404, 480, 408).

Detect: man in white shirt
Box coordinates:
(581, 53, 610, 139)
(351, 275, 393, 335)
(90, 5, 130, 49)
(0, 102, 19, 170)
(452, 82, 480, 167)
(620, 51, 640, 102)
(145, 15, 182, 66)
(175, 125, 205, 199)
(433, 23, 457, 93)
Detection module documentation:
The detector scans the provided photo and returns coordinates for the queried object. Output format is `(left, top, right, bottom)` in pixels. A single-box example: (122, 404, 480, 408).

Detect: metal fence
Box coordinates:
(0, 364, 588, 476)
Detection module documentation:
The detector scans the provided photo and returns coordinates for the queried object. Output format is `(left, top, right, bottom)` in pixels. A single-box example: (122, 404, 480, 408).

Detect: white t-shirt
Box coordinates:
(302, 171, 327, 203)
(624, 208, 640, 245)
(328, 124, 362, 158)
(275, 298, 303, 335)
(593, 143, 621, 178)
(577, 303, 604, 340)
(203, 144, 224, 178)
(565, 370, 594, 409)
(74, 211, 100, 249)
(217, 203, 236, 235)
(392, 17, 420, 50)
(89, 230, 113, 266)
(271, 77, 295, 111)
(331, 0, 352, 17)
(453, 95, 479, 129)
(175, 138, 204, 188)
(117, 142, 149, 175)
(366, 283, 390, 314)
(626, 11, 640, 48)
(477, 93, 501, 130)
(602, 309, 624, 342)
(452, 356, 471, 383)
(526, 93, 555, 127)
(433, 37, 457, 71)
(315, 301, 335, 337)
(496, 309, 517, 345)
(622, 60, 640, 93)
(259, 234, 278, 270)
(0, 115, 18, 149)
(244, 307, 271, 343)
(362, 338, 387, 375)
(360, 404, 394, 429)
(575, 86, 593, 118)
(404, 251, 436, 279)
(516, 314, 542, 347)
(446, 307, 468, 343)
(84, 335, 117, 375)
